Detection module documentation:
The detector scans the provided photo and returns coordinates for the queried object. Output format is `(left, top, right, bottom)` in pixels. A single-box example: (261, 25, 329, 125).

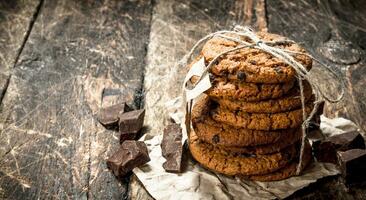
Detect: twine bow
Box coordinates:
(182, 25, 345, 175)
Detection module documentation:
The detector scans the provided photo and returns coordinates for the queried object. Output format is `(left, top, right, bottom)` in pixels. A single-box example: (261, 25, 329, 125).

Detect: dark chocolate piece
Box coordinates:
(106, 140, 150, 177)
(337, 149, 366, 185)
(237, 71, 246, 81)
(249, 60, 257, 65)
(212, 135, 220, 144)
(161, 124, 183, 173)
(119, 109, 145, 141)
(97, 102, 130, 129)
(313, 131, 365, 163)
(120, 132, 137, 143)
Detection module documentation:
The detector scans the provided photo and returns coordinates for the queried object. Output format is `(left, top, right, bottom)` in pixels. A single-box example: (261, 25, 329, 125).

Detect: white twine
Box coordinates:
(182, 26, 345, 175)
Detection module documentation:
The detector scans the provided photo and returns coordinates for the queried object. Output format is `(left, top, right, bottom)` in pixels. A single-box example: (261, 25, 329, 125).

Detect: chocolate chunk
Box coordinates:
(161, 124, 183, 173)
(337, 149, 366, 185)
(119, 109, 145, 142)
(237, 71, 246, 81)
(97, 102, 130, 129)
(249, 60, 257, 65)
(313, 131, 365, 163)
(212, 135, 220, 144)
(120, 132, 137, 143)
(106, 140, 150, 177)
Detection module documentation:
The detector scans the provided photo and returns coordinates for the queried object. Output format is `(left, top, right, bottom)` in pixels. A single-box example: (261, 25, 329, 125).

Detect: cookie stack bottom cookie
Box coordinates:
(189, 95, 315, 181)
(189, 130, 312, 181)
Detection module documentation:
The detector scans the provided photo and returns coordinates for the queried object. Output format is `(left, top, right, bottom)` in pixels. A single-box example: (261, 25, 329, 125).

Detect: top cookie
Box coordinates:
(202, 32, 312, 83)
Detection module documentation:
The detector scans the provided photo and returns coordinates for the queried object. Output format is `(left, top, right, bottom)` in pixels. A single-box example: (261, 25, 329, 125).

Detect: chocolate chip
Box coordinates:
(249, 60, 257, 65)
(237, 71, 246, 81)
(210, 100, 219, 109)
(212, 135, 220, 144)
(214, 60, 219, 65)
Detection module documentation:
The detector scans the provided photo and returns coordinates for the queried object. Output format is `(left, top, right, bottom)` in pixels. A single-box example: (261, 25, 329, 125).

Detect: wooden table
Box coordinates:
(0, 0, 365, 199)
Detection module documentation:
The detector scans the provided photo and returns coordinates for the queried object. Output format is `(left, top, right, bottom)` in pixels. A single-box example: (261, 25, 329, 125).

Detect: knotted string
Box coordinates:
(182, 26, 345, 175)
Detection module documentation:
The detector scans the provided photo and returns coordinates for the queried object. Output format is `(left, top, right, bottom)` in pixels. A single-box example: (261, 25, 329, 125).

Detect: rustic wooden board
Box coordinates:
(129, 0, 267, 198)
(1, 0, 365, 199)
(0, 0, 41, 103)
(267, 0, 366, 199)
(0, 0, 152, 199)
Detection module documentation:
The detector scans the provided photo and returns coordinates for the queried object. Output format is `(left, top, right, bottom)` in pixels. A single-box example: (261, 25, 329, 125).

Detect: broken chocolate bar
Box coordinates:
(313, 131, 365, 163)
(337, 149, 366, 185)
(119, 109, 145, 141)
(161, 124, 183, 173)
(97, 102, 130, 129)
(106, 140, 150, 177)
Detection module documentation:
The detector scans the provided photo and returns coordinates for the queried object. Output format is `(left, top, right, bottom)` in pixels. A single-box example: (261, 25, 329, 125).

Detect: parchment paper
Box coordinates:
(133, 115, 360, 199)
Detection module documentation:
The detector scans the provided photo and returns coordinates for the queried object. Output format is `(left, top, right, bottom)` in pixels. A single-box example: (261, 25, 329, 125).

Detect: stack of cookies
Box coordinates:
(188, 32, 319, 181)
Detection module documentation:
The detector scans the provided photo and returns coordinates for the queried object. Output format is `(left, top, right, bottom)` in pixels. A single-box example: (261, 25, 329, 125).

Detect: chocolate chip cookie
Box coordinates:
(211, 101, 314, 130)
(212, 80, 313, 113)
(192, 96, 302, 147)
(201, 32, 312, 83)
(205, 78, 295, 101)
(246, 140, 312, 181)
(188, 58, 295, 102)
(217, 129, 302, 155)
(189, 130, 297, 176)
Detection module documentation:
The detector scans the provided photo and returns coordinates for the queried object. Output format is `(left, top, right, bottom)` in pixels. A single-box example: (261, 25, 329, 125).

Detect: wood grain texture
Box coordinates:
(1, 0, 365, 199)
(0, 0, 152, 199)
(267, 0, 366, 199)
(0, 0, 41, 103)
(130, 0, 266, 198)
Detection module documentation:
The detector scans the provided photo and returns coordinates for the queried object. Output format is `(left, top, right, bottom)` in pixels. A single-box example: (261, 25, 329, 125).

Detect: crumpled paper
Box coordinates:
(134, 115, 359, 200)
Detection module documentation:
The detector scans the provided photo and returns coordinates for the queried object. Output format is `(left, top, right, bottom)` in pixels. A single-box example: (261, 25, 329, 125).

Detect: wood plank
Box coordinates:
(0, 0, 41, 102)
(0, 0, 152, 199)
(266, 0, 366, 199)
(129, 0, 267, 198)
